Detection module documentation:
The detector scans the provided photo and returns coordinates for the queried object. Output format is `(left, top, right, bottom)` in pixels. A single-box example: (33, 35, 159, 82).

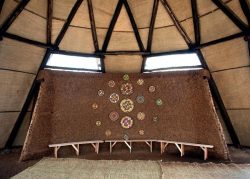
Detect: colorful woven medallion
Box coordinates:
(121, 83, 133, 95)
(149, 85, 156, 93)
(137, 112, 145, 120)
(120, 99, 134, 113)
(105, 130, 112, 136)
(98, 89, 104, 96)
(123, 134, 129, 140)
(108, 80, 115, 87)
(109, 111, 119, 121)
(136, 95, 144, 104)
(139, 130, 144, 135)
(137, 79, 144, 85)
(123, 74, 130, 81)
(92, 103, 98, 109)
(121, 116, 133, 129)
(109, 93, 119, 103)
(156, 98, 163, 106)
(153, 116, 158, 122)
(96, 121, 101, 126)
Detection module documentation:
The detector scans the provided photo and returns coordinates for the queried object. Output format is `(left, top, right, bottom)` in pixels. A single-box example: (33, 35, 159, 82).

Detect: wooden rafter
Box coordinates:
(87, 0, 99, 52)
(47, 0, 53, 45)
(160, 0, 193, 48)
(196, 49, 240, 147)
(86, 0, 105, 72)
(212, 0, 248, 32)
(147, 0, 159, 52)
(141, 0, 159, 73)
(191, 0, 200, 46)
(200, 32, 244, 48)
(0, 0, 30, 36)
(54, 0, 84, 47)
(3, 32, 51, 48)
(0, 0, 5, 14)
(239, 0, 250, 24)
(123, 0, 145, 52)
(102, 0, 123, 52)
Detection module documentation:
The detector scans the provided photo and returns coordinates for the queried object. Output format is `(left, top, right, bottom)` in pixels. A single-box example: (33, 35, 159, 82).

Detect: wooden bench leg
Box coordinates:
(54, 146, 60, 158)
(201, 147, 208, 160)
(110, 142, 112, 154)
(160, 142, 163, 154)
(175, 143, 184, 157)
(145, 141, 153, 153)
(71, 144, 79, 156)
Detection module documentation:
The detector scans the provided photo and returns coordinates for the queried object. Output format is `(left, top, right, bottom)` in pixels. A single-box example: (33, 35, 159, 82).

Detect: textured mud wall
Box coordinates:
(21, 69, 229, 160)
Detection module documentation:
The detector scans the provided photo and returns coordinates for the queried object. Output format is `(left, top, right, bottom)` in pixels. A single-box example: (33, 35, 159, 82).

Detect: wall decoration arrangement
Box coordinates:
(109, 111, 119, 121)
(98, 90, 104, 96)
(123, 74, 130, 81)
(137, 112, 145, 120)
(156, 99, 163, 106)
(109, 93, 119, 103)
(108, 80, 115, 87)
(136, 96, 144, 104)
(96, 121, 101, 126)
(105, 130, 112, 136)
(92, 103, 98, 109)
(123, 134, 129, 140)
(120, 99, 134, 113)
(94, 74, 164, 139)
(149, 86, 156, 93)
(121, 83, 133, 95)
(121, 116, 133, 129)
(139, 130, 145, 135)
(137, 79, 144, 85)
(153, 116, 158, 122)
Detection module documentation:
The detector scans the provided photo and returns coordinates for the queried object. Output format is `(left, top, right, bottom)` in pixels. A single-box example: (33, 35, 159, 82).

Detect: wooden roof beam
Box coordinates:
(102, 0, 123, 52)
(239, 0, 250, 25)
(212, 0, 248, 32)
(160, 0, 193, 48)
(47, 0, 53, 45)
(191, 0, 200, 46)
(54, 0, 83, 47)
(0, 0, 30, 37)
(123, 0, 145, 52)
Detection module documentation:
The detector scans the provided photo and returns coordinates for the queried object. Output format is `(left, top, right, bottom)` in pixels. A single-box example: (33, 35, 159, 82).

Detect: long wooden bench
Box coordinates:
(105, 140, 154, 154)
(156, 140, 214, 160)
(49, 140, 213, 160)
(48, 140, 103, 158)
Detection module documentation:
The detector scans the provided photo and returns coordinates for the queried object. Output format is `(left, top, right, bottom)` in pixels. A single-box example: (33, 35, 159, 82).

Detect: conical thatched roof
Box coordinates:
(0, 0, 249, 149)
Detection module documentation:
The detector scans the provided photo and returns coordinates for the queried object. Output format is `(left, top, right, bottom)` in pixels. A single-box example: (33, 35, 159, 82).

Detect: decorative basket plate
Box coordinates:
(109, 111, 119, 121)
(92, 103, 98, 109)
(109, 93, 119, 103)
(156, 98, 163, 106)
(120, 99, 134, 113)
(139, 130, 144, 135)
(136, 96, 144, 104)
(137, 112, 145, 120)
(98, 89, 104, 96)
(149, 86, 156, 93)
(123, 74, 129, 81)
(121, 83, 133, 95)
(96, 121, 101, 126)
(137, 79, 144, 85)
(153, 116, 158, 122)
(108, 80, 115, 87)
(105, 129, 111, 136)
(123, 134, 129, 140)
(121, 116, 133, 129)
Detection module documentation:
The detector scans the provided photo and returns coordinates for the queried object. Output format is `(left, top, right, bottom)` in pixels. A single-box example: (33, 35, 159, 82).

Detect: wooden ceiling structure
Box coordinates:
(0, 0, 249, 149)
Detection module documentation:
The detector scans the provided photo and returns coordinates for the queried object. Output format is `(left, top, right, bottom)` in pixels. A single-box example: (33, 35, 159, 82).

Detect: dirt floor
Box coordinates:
(0, 145, 250, 179)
